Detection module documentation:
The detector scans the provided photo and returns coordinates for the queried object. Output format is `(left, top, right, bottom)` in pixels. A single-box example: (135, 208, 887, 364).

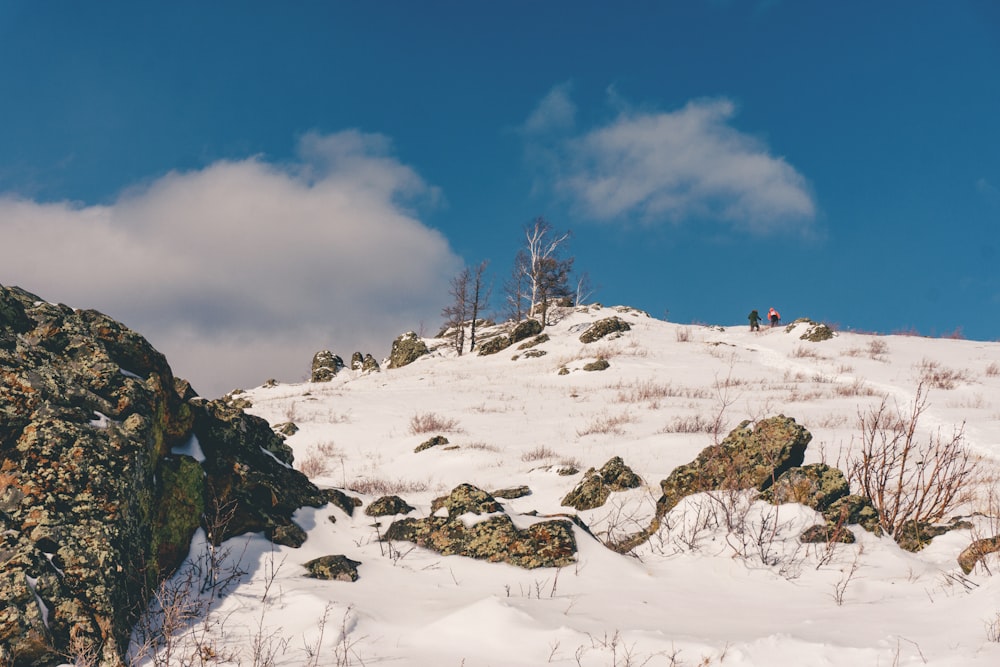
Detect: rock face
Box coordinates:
(311, 350, 344, 382)
(509, 319, 543, 344)
(388, 332, 429, 368)
(579, 316, 631, 344)
(384, 484, 577, 569)
(562, 457, 641, 511)
(0, 285, 327, 666)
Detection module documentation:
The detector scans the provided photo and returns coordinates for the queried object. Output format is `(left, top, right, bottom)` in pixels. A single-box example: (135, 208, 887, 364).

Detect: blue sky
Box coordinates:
(2, 1, 998, 395)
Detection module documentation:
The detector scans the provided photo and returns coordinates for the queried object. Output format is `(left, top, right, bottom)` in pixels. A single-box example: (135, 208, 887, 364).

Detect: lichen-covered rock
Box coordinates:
(583, 358, 610, 372)
(477, 334, 511, 356)
(799, 524, 856, 544)
(324, 488, 362, 517)
(304, 555, 362, 582)
(351, 351, 364, 370)
(510, 319, 543, 344)
(611, 416, 811, 553)
(0, 284, 331, 666)
(274, 421, 299, 437)
(760, 463, 849, 512)
(562, 457, 641, 510)
(823, 494, 882, 535)
(518, 333, 550, 350)
(388, 332, 429, 368)
(958, 535, 1000, 574)
(365, 495, 415, 517)
(385, 484, 576, 569)
(311, 350, 344, 382)
(492, 485, 532, 499)
(362, 353, 381, 373)
(415, 435, 449, 453)
(579, 316, 631, 344)
(787, 318, 836, 342)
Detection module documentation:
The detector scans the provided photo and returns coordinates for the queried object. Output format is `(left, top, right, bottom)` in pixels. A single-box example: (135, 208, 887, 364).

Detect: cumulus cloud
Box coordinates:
(528, 92, 815, 233)
(0, 131, 461, 396)
(523, 83, 577, 135)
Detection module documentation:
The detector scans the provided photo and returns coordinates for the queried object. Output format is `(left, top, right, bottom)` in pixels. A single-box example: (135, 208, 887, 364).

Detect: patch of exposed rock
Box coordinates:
(0, 285, 328, 666)
(562, 457, 642, 510)
(583, 358, 610, 372)
(388, 332, 429, 368)
(415, 435, 449, 453)
(384, 484, 577, 568)
(579, 316, 631, 343)
(365, 495, 415, 517)
(509, 319, 543, 344)
(477, 334, 511, 356)
(311, 350, 345, 382)
(304, 555, 362, 582)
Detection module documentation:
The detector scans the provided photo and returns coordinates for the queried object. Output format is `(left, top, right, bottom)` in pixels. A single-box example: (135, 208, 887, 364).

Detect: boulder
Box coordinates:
(579, 316, 631, 344)
(361, 353, 381, 373)
(760, 463, 849, 512)
(517, 333, 550, 350)
(477, 334, 511, 356)
(365, 495, 415, 517)
(311, 350, 344, 382)
(562, 457, 642, 510)
(385, 484, 577, 569)
(583, 358, 610, 372)
(388, 332, 429, 368)
(304, 555, 362, 582)
(415, 435, 449, 453)
(0, 284, 330, 666)
(509, 319, 543, 344)
(351, 351, 364, 370)
(822, 494, 882, 535)
(958, 535, 1000, 574)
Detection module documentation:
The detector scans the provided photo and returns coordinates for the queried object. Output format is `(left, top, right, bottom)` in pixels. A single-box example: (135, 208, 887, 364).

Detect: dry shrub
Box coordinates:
(347, 477, 431, 495)
(613, 379, 710, 403)
(409, 412, 462, 434)
(918, 359, 970, 390)
(465, 441, 501, 452)
(847, 381, 975, 537)
(791, 345, 822, 359)
(676, 327, 692, 343)
(868, 339, 889, 360)
(521, 444, 558, 461)
(835, 378, 877, 397)
(987, 362, 1000, 377)
(660, 413, 716, 434)
(577, 410, 635, 436)
(298, 451, 330, 478)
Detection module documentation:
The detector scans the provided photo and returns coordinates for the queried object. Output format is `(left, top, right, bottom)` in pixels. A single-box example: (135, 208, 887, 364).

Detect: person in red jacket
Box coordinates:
(768, 307, 781, 327)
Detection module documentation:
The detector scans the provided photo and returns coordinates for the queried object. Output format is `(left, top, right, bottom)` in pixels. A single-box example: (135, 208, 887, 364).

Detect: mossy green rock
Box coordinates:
(822, 494, 882, 535)
(415, 435, 449, 453)
(365, 495, 416, 517)
(304, 555, 362, 581)
(510, 318, 544, 343)
(579, 316, 631, 344)
(385, 484, 576, 569)
(477, 334, 511, 356)
(583, 358, 610, 372)
(562, 457, 642, 510)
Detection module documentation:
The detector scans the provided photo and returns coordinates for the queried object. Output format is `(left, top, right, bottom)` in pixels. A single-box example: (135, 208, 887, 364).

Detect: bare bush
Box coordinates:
(918, 359, 970, 390)
(660, 413, 716, 434)
(613, 379, 710, 403)
(408, 412, 462, 434)
(675, 327, 692, 343)
(791, 345, 822, 359)
(987, 362, 1000, 378)
(868, 339, 889, 360)
(847, 381, 974, 538)
(834, 378, 877, 397)
(347, 477, 431, 495)
(576, 410, 635, 436)
(298, 451, 330, 478)
(521, 445, 559, 461)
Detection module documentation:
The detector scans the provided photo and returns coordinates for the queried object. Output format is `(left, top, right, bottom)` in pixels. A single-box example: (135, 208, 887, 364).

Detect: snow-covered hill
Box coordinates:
(151, 306, 1000, 666)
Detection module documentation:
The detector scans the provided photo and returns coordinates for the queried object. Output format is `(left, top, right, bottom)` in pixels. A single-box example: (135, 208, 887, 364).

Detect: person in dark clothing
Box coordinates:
(768, 307, 781, 327)
(748, 309, 762, 331)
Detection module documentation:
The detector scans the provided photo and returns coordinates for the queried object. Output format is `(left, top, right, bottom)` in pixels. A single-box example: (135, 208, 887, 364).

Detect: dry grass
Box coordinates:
(576, 410, 636, 436)
(987, 362, 1000, 378)
(791, 345, 822, 359)
(612, 379, 711, 403)
(297, 441, 343, 478)
(659, 413, 716, 434)
(347, 476, 432, 495)
(868, 339, 890, 360)
(465, 441, 501, 452)
(521, 444, 559, 461)
(834, 378, 878, 397)
(409, 412, 462, 434)
(918, 359, 971, 390)
(676, 327, 692, 343)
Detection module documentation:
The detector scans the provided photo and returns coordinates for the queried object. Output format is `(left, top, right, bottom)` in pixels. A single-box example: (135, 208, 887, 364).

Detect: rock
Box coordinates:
(274, 421, 299, 437)
(477, 334, 511, 356)
(800, 524, 856, 544)
(510, 319, 544, 343)
(958, 535, 1000, 574)
(822, 494, 882, 535)
(492, 485, 532, 499)
(362, 353, 381, 373)
(579, 316, 631, 344)
(583, 358, 610, 372)
(893, 518, 971, 553)
(0, 284, 331, 665)
(787, 318, 836, 342)
(270, 522, 308, 547)
(388, 332, 429, 368)
(385, 484, 577, 569)
(761, 463, 849, 512)
(304, 555, 362, 582)
(415, 435, 449, 453)
(365, 495, 416, 517)
(562, 457, 642, 510)
(351, 351, 364, 370)
(522, 349, 547, 359)
(324, 489, 362, 517)
(611, 416, 811, 553)
(517, 333, 550, 350)
(311, 350, 345, 382)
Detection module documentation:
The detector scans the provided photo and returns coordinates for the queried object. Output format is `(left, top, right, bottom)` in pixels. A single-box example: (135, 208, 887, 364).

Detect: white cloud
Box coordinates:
(0, 131, 461, 396)
(523, 83, 577, 135)
(538, 95, 815, 233)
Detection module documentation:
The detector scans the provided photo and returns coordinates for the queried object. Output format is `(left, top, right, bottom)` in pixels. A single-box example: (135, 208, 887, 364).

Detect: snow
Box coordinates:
(170, 433, 205, 462)
(133, 307, 1000, 666)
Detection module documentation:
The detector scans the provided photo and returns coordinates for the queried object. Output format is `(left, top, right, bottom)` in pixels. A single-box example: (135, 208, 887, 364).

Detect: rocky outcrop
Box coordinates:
(583, 358, 610, 372)
(388, 332, 429, 368)
(761, 463, 849, 512)
(350, 352, 381, 373)
(415, 435, 449, 453)
(509, 319, 543, 344)
(562, 457, 641, 510)
(579, 316, 631, 343)
(611, 416, 811, 553)
(0, 285, 328, 666)
(384, 484, 577, 569)
(311, 350, 344, 382)
(477, 334, 511, 356)
(365, 495, 415, 517)
(304, 555, 362, 582)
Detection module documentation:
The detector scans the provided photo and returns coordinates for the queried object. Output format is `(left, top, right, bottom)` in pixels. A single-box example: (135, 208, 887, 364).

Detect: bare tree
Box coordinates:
(503, 249, 530, 323)
(468, 260, 491, 352)
(575, 270, 595, 307)
(523, 217, 571, 322)
(441, 267, 471, 355)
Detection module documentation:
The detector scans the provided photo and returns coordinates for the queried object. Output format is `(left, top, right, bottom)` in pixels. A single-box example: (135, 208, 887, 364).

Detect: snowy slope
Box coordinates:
(140, 306, 1000, 666)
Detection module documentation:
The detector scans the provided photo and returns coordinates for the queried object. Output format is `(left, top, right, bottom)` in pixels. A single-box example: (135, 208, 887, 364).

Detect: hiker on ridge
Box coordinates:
(768, 307, 780, 327)
(748, 309, 762, 332)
